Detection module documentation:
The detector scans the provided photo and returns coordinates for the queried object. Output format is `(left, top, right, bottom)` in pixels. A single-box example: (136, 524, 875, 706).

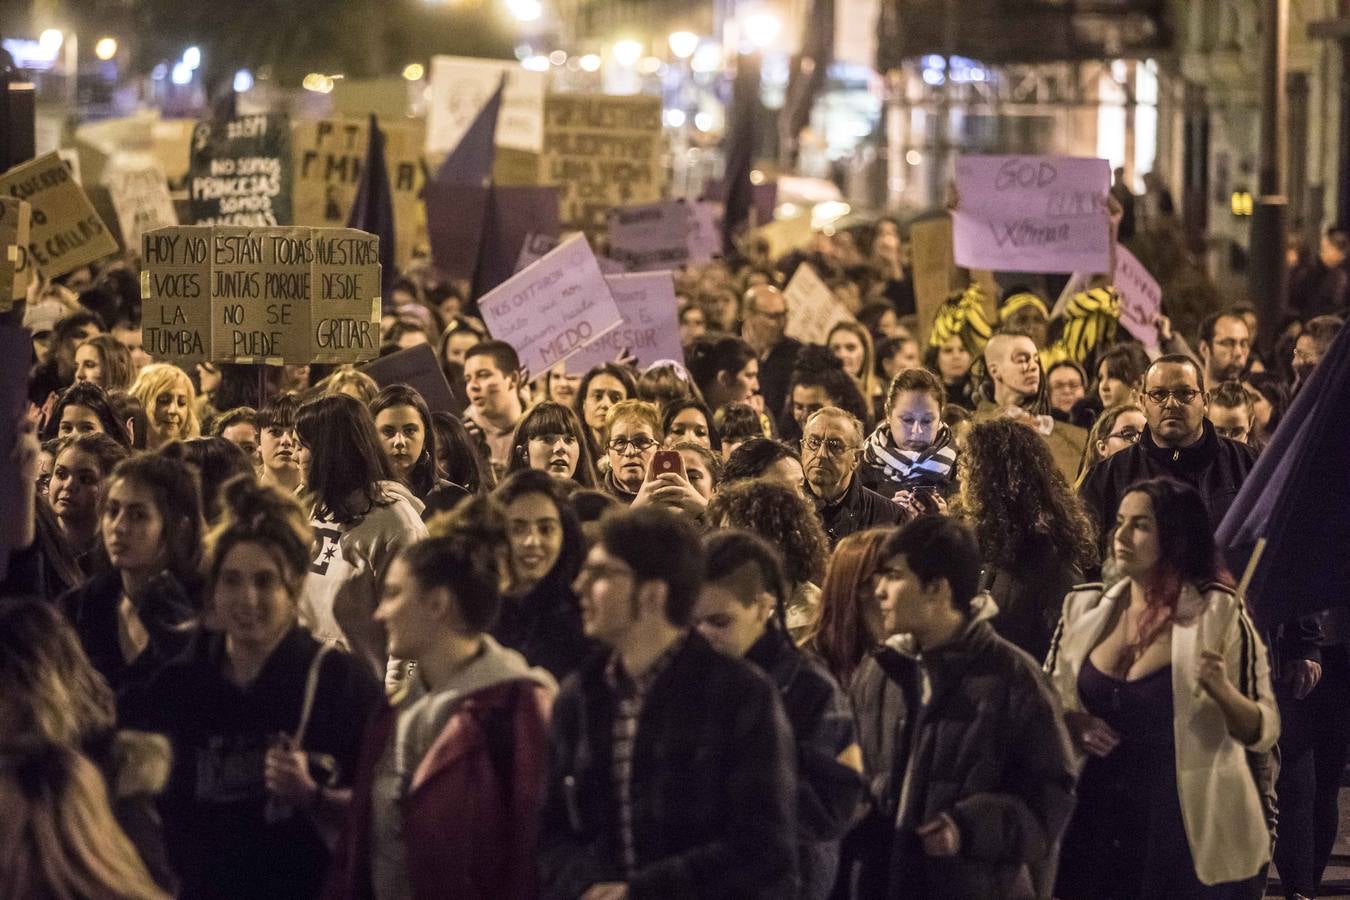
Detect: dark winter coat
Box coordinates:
(539, 632, 799, 900)
(493, 576, 598, 682)
(815, 474, 908, 547)
(848, 615, 1077, 899)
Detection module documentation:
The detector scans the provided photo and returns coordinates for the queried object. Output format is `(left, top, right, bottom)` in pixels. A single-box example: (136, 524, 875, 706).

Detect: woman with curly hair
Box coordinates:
(706, 480, 830, 640)
(800, 528, 891, 687)
(958, 419, 1099, 661)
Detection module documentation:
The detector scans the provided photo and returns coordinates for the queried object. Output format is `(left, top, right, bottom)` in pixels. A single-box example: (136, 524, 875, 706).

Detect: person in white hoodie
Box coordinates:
(328, 496, 556, 900)
(1046, 476, 1279, 898)
(294, 395, 428, 670)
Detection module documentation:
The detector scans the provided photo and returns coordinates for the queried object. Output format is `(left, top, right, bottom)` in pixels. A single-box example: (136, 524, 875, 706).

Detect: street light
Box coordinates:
(612, 39, 643, 68)
(743, 12, 782, 49)
(182, 45, 201, 69)
(668, 31, 699, 60)
(578, 53, 601, 73)
(94, 37, 118, 61)
(505, 0, 542, 22)
(402, 62, 425, 81)
(39, 29, 63, 53)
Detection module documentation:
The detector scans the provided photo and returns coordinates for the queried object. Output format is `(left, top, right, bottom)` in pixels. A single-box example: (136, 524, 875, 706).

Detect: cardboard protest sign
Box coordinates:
(0, 152, 119, 279)
(141, 226, 212, 364)
(477, 232, 623, 375)
(785, 261, 854, 345)
(541, 94, 665, 233)
(361, 343, 457, 414)
(188, 114, 293, 226)
(754, 213, 813, 260)
(952, 155, 1110, 274)
(0, 198, 32, 312)
(104, 156, 178, 257)
(141, 225, 381, 365)
(426, 56, 547, 155)
(607, 200, 691, 272)
(564, 271, 684, 373)
(1114, 244, 1162, 350)
(687, 202, 722, 264)
(293, 117, 427, 266)
(910, 216, 956, 344)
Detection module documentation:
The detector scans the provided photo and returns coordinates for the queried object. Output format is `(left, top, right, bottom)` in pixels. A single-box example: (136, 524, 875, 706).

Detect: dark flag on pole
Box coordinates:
(721, 52, 761, 258)
(346, 114, 397, 305)
(425, 76, 505, 283)
(471, 186, 561, 299)
(1216, 323, 1350, 629)
(780, 0, 833, 167)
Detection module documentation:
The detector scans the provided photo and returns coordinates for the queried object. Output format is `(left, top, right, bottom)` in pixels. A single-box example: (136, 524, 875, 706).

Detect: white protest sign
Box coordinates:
(564, 271, 683, 373)
(426, 56, 547, 155)
(104, 155, 178, 256)
(785, 261, 854, 345)
(478, 232, 623, 375)
(952, 155, 1110, 274)
(1114, 244, 1162, 350)
(607, 200, 691, 272)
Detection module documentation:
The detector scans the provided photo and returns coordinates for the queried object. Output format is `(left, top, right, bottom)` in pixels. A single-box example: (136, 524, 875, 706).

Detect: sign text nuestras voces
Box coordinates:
(141, 225, 381, 365)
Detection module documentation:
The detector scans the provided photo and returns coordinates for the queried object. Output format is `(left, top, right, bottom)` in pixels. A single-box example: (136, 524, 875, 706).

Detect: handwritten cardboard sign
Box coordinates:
(953, 155, 1110, 274)
(753, 212, 813, 260)
(104, 156, 178, 257)
(426, 56, 547, 155)
(292, 117, 427, 266)
(188, 114, 293, 226)
(607, 200, 691, 272)
(0, 198, 32, 312)
(910, 216, 956, 344)
(541, 95, 665, 233)
(785, 261, 855, 345)
(0, 152, 119, 279)
(1114, 244, 1162, 350)
(564, 271, 684, 373)
(141, 225, 381, 365)
(478, 232, 623, 375)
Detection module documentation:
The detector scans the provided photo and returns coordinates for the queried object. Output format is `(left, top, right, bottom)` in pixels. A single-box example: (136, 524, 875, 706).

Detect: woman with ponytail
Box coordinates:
(129, 476, 380, 900)
(1046, 477, 1278, 897)
(693, 529, 863, 900)
(329, 496, 557, 900)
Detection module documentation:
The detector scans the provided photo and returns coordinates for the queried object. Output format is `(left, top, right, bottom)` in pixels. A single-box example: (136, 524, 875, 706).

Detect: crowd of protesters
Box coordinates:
(2, 208, 1347, 900)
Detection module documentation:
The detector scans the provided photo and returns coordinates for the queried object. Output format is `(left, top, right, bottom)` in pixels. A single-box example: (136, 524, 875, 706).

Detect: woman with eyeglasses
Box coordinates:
(1075, 402, 1147, 487)
(598, 399, 662, 505)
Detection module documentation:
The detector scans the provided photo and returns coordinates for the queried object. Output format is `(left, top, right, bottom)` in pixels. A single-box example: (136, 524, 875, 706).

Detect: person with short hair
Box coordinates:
(1196, 310, 1252, 387)
(540, 507, 800, 899)
(505, 401, 600, 489)
(463, 340, 525, 477)
(1207, 380, 1255, 444)
(851, 516, 1076, 898)
(741, 283, 801, 418)
(330, 498, 557, 900)
(695, 529, 865, 899)
(722, 437, 806, 496)
(257, 393, 303, 493)
(1292, 314, 1344, 391)
(600, 399, 663, 505)
(715, 400, 768, 462)
(801, 407, 906, 546)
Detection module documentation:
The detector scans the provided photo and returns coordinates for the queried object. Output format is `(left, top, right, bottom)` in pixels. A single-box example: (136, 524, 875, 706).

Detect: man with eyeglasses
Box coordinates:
(742, 285, 800, 421)
(801, 407, 905, 546)
(1079, 354, 1257, 543)
(541, 507, 800, 899)
(1197, 310, 1253, 388)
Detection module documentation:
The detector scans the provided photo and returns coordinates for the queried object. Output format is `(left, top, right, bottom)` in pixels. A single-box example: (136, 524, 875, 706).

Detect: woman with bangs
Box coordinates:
(504, 400, 599, 489)
(369, 384, 471, 518)
(130, 363, 201, 451)
(572, 363, 638, 463)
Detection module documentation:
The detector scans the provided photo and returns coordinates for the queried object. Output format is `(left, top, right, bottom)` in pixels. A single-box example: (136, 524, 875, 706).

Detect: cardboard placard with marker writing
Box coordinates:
(0, 152, 118, 279)
(141, 225, 381, 366)
(0, 198, 32, 312)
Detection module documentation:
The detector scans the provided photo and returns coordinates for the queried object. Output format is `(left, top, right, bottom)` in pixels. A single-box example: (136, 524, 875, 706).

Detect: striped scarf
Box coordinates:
(862, 422, 958, 489)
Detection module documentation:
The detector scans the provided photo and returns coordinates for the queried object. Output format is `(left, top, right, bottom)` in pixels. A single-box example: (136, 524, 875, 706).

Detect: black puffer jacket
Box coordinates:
(848, 610, 1077, 900)
(1078, 418, 1257, 543)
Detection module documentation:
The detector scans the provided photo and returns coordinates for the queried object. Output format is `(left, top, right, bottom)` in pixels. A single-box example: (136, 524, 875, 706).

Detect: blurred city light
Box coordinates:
(612, 40, 643, 67)
(402, 62, 425, 81)
(668, 31, 699, 60)
(691, 42, 722, 74)
(94, 37, 118, 61)
(522, 55, 550, 72)
(664, 109, 686, 128)
(182, 45, 201, 69)
(39, 29, 63, 54)
(578, 53, 601, 73)
(171, 62, 193, 85)
(506, 0, 542, 22)
(548, 50, 568, 66)
(743, 12, 781, 49)
(233, 69, 254, 92)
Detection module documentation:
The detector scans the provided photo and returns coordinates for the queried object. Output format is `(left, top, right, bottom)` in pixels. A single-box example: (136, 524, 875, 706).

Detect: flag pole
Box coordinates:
(1237, 537, 1267, 601)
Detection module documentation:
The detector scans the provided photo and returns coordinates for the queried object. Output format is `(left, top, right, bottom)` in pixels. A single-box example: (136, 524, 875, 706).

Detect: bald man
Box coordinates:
(974, 332, 1087, 481)
(742, 284, 801, 419)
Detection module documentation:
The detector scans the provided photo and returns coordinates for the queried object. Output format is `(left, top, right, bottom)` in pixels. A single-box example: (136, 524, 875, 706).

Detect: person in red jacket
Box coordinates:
(328, 496, 557, 900)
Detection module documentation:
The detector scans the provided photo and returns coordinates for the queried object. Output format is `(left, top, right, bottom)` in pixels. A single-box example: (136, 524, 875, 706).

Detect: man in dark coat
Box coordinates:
(539, 507, 799, 900)
(849, 517, 1077, 899)
(801, 407, 907, 545)
(1079, 354, 1257, 542)
(742, 284, 801, 420)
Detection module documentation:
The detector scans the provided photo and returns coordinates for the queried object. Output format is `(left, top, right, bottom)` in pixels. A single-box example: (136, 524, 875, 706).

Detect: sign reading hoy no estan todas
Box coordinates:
(141, 225, 381, 366)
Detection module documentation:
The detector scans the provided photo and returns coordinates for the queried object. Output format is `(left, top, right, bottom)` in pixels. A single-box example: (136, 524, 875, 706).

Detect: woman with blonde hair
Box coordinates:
(129, 362, 200, 450)
(319, 365, 381, 407)
(0, 742, 169, 900)
(828, 320, 881, 414)
(1075, 401, 1147, 487)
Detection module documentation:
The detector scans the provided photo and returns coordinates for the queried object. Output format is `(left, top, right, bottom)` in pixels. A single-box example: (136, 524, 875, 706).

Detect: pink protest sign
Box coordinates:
(952, 155, 1110, 274)
(607, 200, 691, 272)
(478, 232, 623, 375)
(564, 270, 684, 373)
(1114, 244, 1162, 350)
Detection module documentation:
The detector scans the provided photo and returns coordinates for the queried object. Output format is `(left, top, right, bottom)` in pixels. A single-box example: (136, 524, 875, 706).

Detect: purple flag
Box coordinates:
(346, 114, 397, 304)
(1216, 323, 1350, 628)
(472, 185, 560, 299)
(426, 77, 505, 282)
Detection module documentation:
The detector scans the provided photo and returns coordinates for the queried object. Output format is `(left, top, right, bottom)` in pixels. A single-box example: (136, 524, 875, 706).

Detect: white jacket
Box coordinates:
(1044, 579, 1279, 886)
